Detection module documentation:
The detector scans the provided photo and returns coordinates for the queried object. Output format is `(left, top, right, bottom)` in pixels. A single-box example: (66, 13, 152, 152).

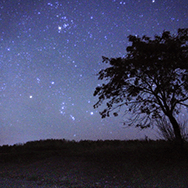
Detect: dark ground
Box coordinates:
(0, 139, 188, 187)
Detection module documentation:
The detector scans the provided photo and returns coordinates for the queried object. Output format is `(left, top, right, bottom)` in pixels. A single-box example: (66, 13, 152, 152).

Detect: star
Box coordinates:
(58, 26, 62, 31)
(70, 115, 75, 121)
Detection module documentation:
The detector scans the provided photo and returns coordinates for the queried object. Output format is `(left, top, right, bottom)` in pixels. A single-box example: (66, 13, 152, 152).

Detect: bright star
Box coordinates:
(70, 115, 75, 121)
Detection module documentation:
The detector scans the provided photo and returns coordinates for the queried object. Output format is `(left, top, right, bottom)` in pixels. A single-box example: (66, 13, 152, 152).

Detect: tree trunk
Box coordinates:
(167, 113, 184, 149)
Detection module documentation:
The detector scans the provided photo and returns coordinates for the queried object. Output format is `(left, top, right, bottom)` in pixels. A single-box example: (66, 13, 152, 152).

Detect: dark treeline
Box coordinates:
(0, 138, 188, 164)
(0, 138, 164, 152)
(0, 138, 187, 154)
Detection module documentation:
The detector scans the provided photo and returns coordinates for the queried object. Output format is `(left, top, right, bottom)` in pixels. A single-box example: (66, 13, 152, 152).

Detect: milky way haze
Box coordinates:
(0, 0, 188, 145)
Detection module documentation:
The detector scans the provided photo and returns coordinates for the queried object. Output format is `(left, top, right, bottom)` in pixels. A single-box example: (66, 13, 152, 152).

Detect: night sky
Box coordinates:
(0, 0, 188, 145)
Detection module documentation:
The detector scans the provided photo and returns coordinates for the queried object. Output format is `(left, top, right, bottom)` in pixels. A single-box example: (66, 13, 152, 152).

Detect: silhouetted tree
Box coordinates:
(156, 116, 188, 141)
(94, 28, 188, 146)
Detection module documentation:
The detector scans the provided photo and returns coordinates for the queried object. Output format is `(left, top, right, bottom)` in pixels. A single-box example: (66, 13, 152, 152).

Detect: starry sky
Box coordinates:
(0, 0, 188, 145)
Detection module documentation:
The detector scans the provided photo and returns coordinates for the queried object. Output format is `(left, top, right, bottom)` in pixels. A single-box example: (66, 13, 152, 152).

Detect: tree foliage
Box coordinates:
(93, 28, 188, 142)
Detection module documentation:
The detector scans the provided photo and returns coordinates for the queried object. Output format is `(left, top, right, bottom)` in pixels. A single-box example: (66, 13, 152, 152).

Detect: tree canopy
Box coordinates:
(93, 28, 188, 143)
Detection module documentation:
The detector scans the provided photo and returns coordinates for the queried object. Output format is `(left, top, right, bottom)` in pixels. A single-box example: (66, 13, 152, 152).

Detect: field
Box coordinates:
(0, 139, 188, 187)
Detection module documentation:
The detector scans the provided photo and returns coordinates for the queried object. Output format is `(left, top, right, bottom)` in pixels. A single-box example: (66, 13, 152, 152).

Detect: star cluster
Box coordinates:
(0, 0, 188, 145)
